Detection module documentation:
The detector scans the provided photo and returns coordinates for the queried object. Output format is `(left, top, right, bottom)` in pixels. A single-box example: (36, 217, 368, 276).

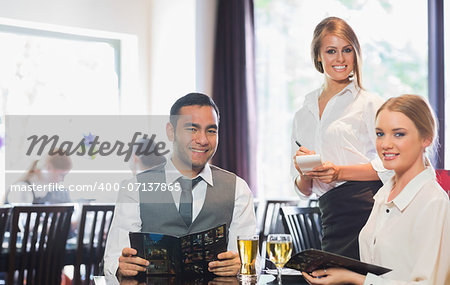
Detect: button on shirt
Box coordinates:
(291, 82, 392, 197)
(359, 167, 450, 284)
(103, 159, 257, 276)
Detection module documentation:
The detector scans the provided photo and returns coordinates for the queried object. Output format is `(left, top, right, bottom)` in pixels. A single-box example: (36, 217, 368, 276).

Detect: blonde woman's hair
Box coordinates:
(311, 17, 363, 89)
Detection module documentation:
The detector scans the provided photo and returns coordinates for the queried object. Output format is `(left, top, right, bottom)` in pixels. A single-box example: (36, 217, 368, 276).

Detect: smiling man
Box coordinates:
(103, 93, 256, 278)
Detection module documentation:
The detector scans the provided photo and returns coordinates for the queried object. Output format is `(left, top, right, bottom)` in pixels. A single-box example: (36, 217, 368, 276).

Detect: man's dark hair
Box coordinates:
(169, 93, 220, 127)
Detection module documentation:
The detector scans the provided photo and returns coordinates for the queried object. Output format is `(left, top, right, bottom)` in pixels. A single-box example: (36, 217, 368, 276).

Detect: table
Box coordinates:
(93, 274, 309, 285)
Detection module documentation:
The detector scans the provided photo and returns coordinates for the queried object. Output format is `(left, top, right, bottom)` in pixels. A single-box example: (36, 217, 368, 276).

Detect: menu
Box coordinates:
(285, 249, 391, 276)
(129, 224, 227, 275)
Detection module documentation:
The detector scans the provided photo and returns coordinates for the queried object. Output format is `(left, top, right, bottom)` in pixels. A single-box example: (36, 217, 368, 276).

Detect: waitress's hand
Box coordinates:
(293, 146, 316, 175)
(304, 161, 341, 184)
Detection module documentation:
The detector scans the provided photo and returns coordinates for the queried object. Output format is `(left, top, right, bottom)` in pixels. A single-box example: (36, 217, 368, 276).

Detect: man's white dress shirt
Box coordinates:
(359, 167, 450, 285)
(103, 159, 257, 276)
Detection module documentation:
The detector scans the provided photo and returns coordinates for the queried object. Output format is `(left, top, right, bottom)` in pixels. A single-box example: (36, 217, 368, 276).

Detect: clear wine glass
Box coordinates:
(266, 234, 293, 284)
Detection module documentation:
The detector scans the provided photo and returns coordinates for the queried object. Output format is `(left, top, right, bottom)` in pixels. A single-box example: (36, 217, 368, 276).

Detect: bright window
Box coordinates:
(0, 25, 120, 115)
(0, 24, 122, 203)
(254, 0, 428, 198)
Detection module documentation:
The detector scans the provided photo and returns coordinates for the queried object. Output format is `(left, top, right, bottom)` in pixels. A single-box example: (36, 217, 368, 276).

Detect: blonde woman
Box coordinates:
(292, 17, 388, 259)
(303, 95, 450, 284)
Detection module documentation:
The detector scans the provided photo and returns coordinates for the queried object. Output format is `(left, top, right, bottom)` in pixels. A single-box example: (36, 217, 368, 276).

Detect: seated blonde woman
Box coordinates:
(303, 95, 450, 285)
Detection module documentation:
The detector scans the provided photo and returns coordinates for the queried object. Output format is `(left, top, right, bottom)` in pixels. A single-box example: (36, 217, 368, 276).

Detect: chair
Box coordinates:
(436, 169, 450, 196)
(0, 207, 11, 249)
(257, 199, 298, 269)
(0, 206, 11, 276)
(73, 204, 114, 284)
(257, 199, 299, 244)
(7, 205, 74, 285)
(280, 206, 322, 254)
(307, 198, 319, 207)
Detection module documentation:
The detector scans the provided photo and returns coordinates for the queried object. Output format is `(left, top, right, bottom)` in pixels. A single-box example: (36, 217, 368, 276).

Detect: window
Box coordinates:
(0, 23, 123, 203)
(0, 25, 120, 115)
(254, 0, 428, 198)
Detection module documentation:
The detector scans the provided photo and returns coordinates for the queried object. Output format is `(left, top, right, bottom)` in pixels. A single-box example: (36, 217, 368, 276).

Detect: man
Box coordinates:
(104, 93, 256, 277)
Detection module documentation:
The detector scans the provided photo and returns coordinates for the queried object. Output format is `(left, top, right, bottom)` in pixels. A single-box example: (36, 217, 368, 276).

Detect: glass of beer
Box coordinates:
(237, 235, 259, 281)
(266, 234, 293, 284)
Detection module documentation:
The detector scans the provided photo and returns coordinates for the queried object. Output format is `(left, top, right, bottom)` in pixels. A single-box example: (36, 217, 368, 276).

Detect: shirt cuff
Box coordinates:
(293, 176, 314, 201)
(104, 257, 120, 277)
(363, 273, 381, 285)
(370, 159, 394, 184)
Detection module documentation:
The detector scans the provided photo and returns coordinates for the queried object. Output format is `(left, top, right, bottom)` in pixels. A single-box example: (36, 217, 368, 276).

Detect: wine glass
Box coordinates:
(266, 234, 293, 284)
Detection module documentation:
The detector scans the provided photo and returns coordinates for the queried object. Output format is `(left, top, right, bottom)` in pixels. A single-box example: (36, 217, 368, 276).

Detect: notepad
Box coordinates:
(295, 154, 322, 173)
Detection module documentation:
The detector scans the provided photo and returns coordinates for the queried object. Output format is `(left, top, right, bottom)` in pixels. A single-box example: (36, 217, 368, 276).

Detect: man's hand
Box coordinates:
(117, 247, 149, 277)
(208, 251, 240, 276)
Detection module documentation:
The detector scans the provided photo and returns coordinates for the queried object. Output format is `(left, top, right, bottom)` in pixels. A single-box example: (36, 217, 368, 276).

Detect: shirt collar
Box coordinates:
(165, 158, 213, 186)
(380, 166, 435, 212)
(305, 81, 359, 107)
(334, 81, 359, 98)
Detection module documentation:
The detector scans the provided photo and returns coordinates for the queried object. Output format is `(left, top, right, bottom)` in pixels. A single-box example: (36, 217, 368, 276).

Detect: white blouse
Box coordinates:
(291, 82, 390, 197)
(359, 167, 450, 285)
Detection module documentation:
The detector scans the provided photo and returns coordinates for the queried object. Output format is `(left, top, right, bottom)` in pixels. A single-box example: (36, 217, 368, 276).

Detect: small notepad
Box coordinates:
(295, 154, 322, 173)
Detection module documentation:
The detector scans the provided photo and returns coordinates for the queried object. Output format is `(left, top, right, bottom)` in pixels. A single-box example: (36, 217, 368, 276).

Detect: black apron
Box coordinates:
(318, 180, 382, 260)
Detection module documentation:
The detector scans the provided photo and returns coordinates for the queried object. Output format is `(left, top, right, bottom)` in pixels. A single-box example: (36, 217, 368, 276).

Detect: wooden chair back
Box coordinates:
(0, 207, 11, 248)
(258, 199, 299, 241)
(7, 205, 74, 285)
(73, 204, 114, 284)
(280, 206, 322, 254)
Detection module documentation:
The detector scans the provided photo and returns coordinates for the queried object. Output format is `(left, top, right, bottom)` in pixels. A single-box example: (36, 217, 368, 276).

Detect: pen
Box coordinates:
(295, 141, 302, 147)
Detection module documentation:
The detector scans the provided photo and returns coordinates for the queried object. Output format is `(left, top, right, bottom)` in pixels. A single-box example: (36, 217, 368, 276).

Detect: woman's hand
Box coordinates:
(302, 268, 365, 285)
(293, 146, 316, 175)
(304, 161, 341, 184)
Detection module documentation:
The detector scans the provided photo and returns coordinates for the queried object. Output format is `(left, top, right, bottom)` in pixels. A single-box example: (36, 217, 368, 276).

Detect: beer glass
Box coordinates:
(266, 234, 292, 284)
(237, 235, 259, 280)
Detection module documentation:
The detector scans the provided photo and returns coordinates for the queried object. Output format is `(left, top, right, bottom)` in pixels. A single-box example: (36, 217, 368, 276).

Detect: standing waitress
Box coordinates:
(291, 17, 390, 259)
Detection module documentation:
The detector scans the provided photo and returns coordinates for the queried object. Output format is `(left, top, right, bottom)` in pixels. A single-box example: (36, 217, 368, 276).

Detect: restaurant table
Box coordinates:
(93, 274, 309, 285)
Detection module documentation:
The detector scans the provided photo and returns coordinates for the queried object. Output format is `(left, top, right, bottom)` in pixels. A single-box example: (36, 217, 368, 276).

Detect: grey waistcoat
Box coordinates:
(137, 165, 236, 242)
